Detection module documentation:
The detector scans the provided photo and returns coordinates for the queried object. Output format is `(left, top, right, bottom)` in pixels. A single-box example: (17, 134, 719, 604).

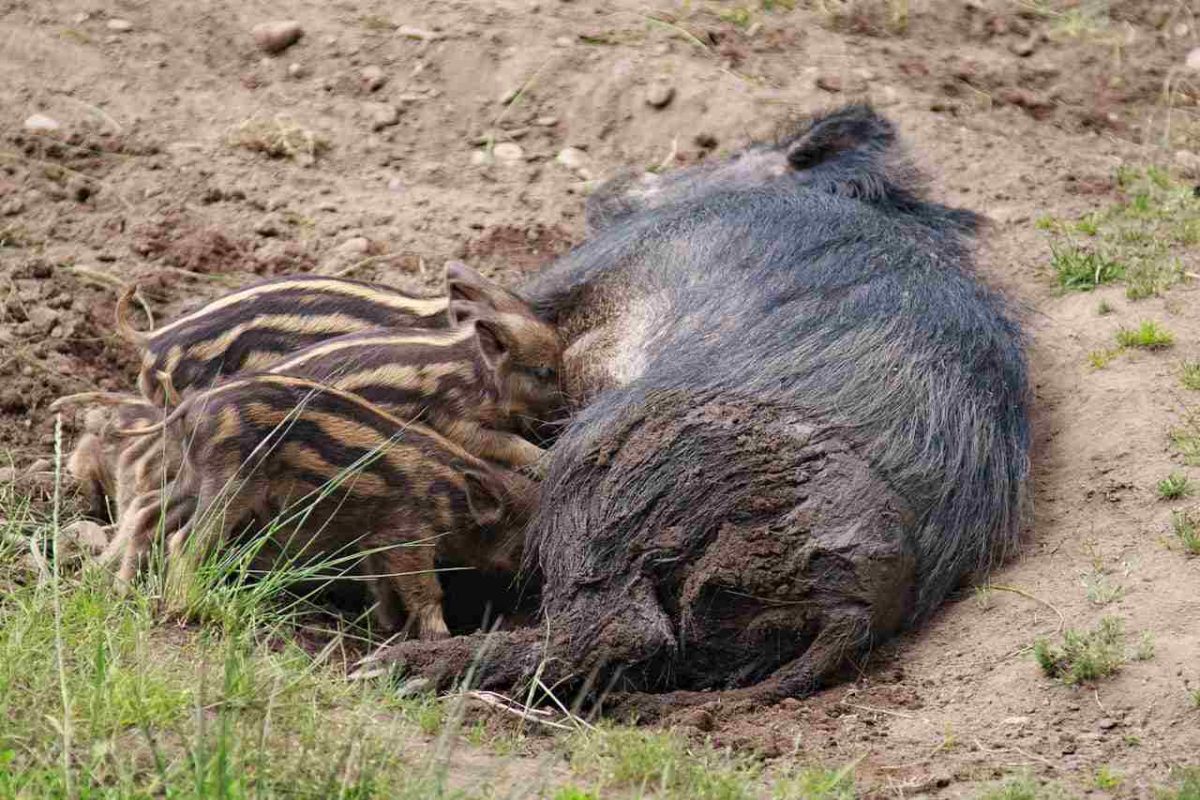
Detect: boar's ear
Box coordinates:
(473, 318, 511, 370)
(461, 468, 505, 528)
(785, 104, 895, 171)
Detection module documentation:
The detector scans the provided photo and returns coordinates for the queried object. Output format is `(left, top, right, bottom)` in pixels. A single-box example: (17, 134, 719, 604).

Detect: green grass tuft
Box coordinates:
(1050, 245, 1124, 291)
(1096, 299, 1114, 315)
(1115, 321, 1174, 350)
(566, 727, 766, 799)
(1039, 166, 1200, 299)
(1159, 768, 1200, 800)
(1094, 765, 1122, 791)
(1088, 347, 1123, 369)
(1173, 509, 1200, 555)
(977, 771, 1064, 800)
(1033, 616, 1129, 685)
(773, 765, 857, 800)
(1172, 410, 1200, 466)
(1182, 361, 1200, 391)
(1158, 471, 1193, 500)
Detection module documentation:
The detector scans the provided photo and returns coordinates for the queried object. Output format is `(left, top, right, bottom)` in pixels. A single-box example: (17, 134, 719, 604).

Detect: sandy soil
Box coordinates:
(2, 0, 1199, 796)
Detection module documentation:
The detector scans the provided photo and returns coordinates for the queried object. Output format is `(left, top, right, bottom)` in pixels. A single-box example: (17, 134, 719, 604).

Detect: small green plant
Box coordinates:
(1173, 509, 1200, 555)
(1039, 166, 1200, 299)
(1172, 411, 1200, 465)
(1050, 245, 1124, 291)
(974, 583, 994, 610)
(567, 727, 762, 799)
(1190, 687, 1200, 709)
(553, 788, 599, 800)
(1083, 572, 1124, 606)
(773, 764, 856, 800)
(1094, 765, 1122, 791)
(978, 771, 1061, 800)
(1159, 767, 1200, 800)
(1115, 321, 1174, 350)
(228, 116, 330, 166)
(1033, 616, 1127, 684)
(1096, 299, 1114, 315)
(1134, 632, 1156, 661)
(1088, 347, 1123, 369)
(716, 5, 754, 27)
(1158, 472, 1194, 500)
(1182, 361, 1200, 391)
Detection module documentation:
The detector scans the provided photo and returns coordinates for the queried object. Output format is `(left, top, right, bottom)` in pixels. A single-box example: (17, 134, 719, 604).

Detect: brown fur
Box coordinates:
(51, 392, 179, 525)
(109, 375, 536, 638)
(116, 263, 537, 406)
(262, 310, 565, 469)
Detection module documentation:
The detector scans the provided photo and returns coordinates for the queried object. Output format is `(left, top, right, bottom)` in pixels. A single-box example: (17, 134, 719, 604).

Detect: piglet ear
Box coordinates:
(473, 318, 510, 370)
(444, 260, 488, 305)
(448, 299, 484, 327)
(462, 468, 505, 528)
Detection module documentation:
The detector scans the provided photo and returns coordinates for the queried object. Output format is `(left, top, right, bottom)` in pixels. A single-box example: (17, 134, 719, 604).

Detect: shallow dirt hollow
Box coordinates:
(2, 0, 1199, 795)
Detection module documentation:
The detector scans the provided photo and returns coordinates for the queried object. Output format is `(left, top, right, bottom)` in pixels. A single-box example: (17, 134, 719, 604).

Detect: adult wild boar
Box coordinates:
(371, 105, 1030, 704)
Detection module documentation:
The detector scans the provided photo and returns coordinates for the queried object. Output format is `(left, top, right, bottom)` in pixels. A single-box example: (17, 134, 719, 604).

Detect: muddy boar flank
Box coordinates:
(263, 311, 564, 469)
(111, 375, 535, 637)
(376, 104, 1030, 701)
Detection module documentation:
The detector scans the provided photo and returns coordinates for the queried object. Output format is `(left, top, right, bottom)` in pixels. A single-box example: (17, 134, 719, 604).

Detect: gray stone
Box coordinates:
(252, 20, 304, 54)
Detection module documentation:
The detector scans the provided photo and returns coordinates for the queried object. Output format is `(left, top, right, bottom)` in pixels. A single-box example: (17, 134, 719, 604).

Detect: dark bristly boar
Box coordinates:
(263, 312, 564, 469)
(370, 104, 1031, 704)
(116, 265, 531, 404)
(109, 375, 536, 638)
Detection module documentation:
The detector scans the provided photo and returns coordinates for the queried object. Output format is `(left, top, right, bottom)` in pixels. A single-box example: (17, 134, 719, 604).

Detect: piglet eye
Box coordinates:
(530, 366, 556, 380)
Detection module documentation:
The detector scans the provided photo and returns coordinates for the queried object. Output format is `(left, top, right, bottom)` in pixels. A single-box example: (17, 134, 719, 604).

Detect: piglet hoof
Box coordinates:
(417, 607, 451, 641)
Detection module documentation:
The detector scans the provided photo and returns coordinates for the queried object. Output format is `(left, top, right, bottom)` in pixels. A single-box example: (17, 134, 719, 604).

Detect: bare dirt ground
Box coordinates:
(2, 0, 1199, 796)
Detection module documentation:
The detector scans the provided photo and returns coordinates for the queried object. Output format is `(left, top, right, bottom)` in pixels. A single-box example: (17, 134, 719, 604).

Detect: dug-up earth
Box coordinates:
(2, 0, 1200, 796)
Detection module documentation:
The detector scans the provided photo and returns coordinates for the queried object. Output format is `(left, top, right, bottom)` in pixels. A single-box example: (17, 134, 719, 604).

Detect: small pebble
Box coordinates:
(287, 62, 306, 79)
(360, 65, 387, 91)
(338, 236, 371, 256)
(1187, 47, 1200, 72)
(498, 87, 520, 105)
(493, 142, 524, 164)
(364, 102, 399, 130)
(644, 81, 675, 109)
(1174, 149, 1200, 177)
(23, 113, 61, 133)
(535, 115, 559, 127)
(254, 216, 283, 237)
(106, 18, 132, 32)
(26, 307, 60, 332)
(555, 146, 590, 178)
(252, 20, 304, 54)
(815, 73, 844, 93)
(1, 199, 24, 216)
(553, 35, 573, 47)
(1009, 35, 1038, 57)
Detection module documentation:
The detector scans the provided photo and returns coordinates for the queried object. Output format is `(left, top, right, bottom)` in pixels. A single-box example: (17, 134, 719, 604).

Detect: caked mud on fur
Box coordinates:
(110, 374, 536, 639)
(116, 263, 532, 404)
(373, 104, 1030, 700)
